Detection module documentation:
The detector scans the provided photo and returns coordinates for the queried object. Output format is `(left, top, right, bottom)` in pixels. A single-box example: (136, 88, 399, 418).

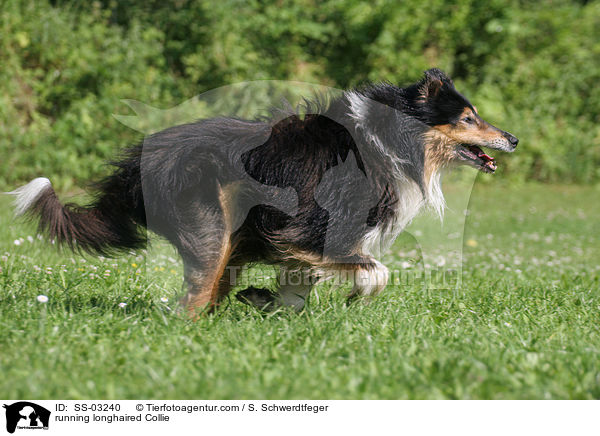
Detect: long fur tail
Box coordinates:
(7, 174, 146, 255)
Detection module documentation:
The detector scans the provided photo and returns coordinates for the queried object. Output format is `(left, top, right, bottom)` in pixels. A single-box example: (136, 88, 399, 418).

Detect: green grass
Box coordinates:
(1, 183, 599, 399)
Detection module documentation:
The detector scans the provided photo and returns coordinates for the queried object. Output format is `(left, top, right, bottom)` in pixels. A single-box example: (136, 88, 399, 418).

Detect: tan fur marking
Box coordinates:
(271, 246, 337, 277)
(460, 107, 475, 119)
(220, 181, 243, 230)
(431, 111, 506, 152)
(423, 128, 458, 185)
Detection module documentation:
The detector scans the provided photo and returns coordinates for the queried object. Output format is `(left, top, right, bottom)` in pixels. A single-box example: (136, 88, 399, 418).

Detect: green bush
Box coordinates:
(2, 0, 599, 190)
(0, 0, 181, 190)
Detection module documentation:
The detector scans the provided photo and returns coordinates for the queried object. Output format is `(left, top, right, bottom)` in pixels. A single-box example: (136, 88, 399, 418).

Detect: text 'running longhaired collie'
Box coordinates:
(9, 69, 518, 315)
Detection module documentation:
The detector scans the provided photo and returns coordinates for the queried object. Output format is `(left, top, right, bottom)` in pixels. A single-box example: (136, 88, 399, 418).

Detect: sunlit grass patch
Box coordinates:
(0, 183, 599, 399)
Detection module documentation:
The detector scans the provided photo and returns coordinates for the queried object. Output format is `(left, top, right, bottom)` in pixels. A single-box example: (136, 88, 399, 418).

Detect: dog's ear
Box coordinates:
(420, 68, 452, 100)
(421, 78, 443, 100)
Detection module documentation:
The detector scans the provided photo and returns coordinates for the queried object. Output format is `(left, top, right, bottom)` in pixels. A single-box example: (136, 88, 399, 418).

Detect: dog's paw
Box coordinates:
(345, 292, 372, 307)
(236, 287, 278, 310)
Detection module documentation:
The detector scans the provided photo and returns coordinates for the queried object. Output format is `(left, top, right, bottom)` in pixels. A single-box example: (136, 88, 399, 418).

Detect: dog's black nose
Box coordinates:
(504, 133, 519, 147)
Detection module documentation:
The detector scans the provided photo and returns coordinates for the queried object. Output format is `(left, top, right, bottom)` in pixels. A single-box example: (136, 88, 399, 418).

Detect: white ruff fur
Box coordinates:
(346, 92, 445, 257)
(426, 170, 446, 219)
(7, 177, 52, 216)
(346, 91, 409, 175)
(360, 176, 426, 258)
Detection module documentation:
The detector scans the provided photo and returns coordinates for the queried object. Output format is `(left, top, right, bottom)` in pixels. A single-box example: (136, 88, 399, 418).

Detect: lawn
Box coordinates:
(0, 182, 599, 399)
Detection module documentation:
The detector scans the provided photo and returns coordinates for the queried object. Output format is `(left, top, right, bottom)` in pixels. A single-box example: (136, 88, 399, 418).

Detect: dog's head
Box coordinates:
(411, 68, 518, 174)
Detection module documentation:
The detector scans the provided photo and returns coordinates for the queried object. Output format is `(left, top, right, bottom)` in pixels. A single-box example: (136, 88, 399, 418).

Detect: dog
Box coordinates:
(9, 68, 518, 314)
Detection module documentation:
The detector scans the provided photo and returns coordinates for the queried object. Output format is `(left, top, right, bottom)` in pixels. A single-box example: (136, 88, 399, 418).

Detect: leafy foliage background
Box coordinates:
(2, 0, 599, 190)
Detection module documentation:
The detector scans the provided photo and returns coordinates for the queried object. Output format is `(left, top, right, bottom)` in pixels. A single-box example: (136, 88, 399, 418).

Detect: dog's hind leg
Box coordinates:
(236, 266, 315, 312)
(174, 186, 236, 315)
(179, 232, 232, 314)
(180, 249, 232, 314)
(277, 267, 315, 311)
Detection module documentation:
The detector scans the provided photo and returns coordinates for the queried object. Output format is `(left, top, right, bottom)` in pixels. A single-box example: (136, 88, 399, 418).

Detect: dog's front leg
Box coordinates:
(347, 258, 389, 301)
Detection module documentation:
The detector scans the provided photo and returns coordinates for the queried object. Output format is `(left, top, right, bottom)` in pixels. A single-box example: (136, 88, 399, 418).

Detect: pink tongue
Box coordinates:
(477, 151, 493, 161)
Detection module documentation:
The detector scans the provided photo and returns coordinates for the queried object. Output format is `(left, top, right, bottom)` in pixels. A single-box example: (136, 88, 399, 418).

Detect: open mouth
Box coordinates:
(456, 144, 497, 173)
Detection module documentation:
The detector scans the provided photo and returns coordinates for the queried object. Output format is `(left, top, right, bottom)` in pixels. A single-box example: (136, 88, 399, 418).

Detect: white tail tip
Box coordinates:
(6, 177, 52, 216)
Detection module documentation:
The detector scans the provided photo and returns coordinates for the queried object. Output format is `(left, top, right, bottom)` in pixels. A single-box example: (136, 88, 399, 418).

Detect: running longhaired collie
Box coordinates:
(9, 69, 518, 314)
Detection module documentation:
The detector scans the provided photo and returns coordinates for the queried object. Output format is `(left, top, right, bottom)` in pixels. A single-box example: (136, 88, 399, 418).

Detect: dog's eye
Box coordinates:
(463, 116, 475, 124)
